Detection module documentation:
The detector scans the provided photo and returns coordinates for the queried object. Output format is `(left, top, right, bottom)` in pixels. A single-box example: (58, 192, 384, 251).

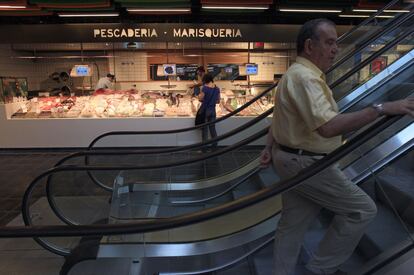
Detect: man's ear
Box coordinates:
(304, 38, 312, 55)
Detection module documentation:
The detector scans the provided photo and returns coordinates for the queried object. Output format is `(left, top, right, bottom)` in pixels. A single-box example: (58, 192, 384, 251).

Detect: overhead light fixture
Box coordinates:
(13, 55, 116, 59)
(279, 8, 342, 13)
(352, 8, 410, 13)
(58, 12, 119, 17)
(202, 5, 269, 10)
(0, 5, 26, 9)
(127, 8, 191, 13)
(339, 14, 395, 18)
(339, 14, 370, 18)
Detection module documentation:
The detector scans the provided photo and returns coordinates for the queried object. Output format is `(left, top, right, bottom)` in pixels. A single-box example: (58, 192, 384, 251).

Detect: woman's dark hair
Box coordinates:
(59, 72, 69, 80)
(296, 18, 335, 54)
(202, 73, 214, 84)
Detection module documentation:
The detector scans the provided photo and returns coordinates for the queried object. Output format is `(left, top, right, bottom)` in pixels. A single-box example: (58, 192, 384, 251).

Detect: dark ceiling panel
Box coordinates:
(29, 0, 111, 8)
(0, 10, 52, 16)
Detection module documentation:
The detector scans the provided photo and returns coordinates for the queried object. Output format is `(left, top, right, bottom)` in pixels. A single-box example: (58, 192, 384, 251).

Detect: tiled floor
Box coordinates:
(0, 150, 74, 225)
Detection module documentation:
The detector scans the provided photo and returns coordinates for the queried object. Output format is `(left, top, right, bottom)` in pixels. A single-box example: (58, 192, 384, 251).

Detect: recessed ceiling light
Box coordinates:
(352, 8, 410, 13)
(127, 8, 191, 12)
(339, 14, 395, 18)
(58, 12, 119, 17)
(202, 5, 268, 10)
(0, 5, 26, 9)
(279, 8, 342, 13)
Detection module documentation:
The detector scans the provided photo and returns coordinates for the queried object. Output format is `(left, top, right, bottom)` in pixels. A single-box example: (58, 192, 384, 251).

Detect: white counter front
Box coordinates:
(0, 104, 270, 148)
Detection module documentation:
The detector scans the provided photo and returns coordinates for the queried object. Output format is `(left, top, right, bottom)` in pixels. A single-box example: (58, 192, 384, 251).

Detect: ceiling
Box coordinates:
(0, 0, 412, 25)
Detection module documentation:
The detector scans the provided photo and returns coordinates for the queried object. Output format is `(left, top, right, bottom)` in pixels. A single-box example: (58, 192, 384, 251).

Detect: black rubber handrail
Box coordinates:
(21, 126, 270, 255)
(1, 115, 400, 238)
(54, 107, 272, 165)
(336, 0, 402, 44)
(85, 1, 411, 154)
(47, 83, 275, 184)
(43, 84, 275, 195)
(330, 25, 414, 91)
(327, 10, 414, 76)
(87, 83, 277, 150)
(45, 111, 271, 227)
(48, 107, 272, 193)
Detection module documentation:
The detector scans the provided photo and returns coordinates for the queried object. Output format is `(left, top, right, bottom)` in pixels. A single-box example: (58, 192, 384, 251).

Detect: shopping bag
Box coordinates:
(195, 108, 205, 125)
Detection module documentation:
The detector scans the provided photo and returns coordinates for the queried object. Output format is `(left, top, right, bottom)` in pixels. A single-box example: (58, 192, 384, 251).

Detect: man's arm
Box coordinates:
(188, 80, 202, 89)
(318, 98, 414, 138)
(260, 126, 274, 166)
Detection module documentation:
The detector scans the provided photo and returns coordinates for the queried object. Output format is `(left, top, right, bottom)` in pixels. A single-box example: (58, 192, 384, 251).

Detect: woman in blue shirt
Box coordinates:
(198, 73, 220, 151)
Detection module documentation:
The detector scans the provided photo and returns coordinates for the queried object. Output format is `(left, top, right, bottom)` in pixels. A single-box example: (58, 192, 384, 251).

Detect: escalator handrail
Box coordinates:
(87, 83, 277, 150)
(336, 0, 401, 44)
(2, 115, 401, 238)
(330, 25, 414, 90)
(82, 108, 271, 191)
(48, 85, 275, 193)
(327, 10, 414, 76)
(47, 108, 272, 212)
(49, 107, 272, 191)
(53, 108, 273, 167)
(24, 125, 269, 228)
(44, 108, 272, 230)
(22, 123, 271, 255)
(170, 166, 262, 205)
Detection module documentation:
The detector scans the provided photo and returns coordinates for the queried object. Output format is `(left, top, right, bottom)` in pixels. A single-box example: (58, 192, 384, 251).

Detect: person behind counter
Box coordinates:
(198, 73, 221, 152)
(95, 73, 115, 90)
(188, 66, 206, 96)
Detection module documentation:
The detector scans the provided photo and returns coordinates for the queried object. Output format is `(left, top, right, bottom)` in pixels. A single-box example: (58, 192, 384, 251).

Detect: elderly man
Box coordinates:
(261, 18, 414, 275)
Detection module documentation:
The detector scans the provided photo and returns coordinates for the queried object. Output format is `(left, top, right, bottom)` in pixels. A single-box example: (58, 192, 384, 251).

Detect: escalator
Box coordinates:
(2, 3, 414, 274)
(13, 45, 414, 274)
(5, 97, 414, 275)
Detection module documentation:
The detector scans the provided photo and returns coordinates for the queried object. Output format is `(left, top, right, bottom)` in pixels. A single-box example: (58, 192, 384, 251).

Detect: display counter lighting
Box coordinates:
(58, 12, 119, 17)
(279, 8, 342, 13)
(202, 5, 269, 10)
(12, 55, 117, 59)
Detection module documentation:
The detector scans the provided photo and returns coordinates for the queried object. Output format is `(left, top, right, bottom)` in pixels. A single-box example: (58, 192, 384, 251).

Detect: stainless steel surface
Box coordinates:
(131, 157, 261, 191)
(170, 166, 262, 204)
(337, 48, 414, 112)
(110, 195, 280, 243)
(98, 215, 278, 258)
(343, 122, 414, 183)
(159, 236, 273, 275)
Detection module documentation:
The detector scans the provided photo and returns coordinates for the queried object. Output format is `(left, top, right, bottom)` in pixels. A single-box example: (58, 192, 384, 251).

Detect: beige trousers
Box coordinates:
(271, 146, 377, 275)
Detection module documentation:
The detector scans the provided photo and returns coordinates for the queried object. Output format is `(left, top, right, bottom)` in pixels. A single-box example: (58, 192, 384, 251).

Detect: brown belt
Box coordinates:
(279, 144, 327, 157)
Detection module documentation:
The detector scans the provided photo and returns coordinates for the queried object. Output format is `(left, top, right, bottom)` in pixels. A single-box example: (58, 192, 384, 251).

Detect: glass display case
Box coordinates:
(9, 88, 273, 119)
